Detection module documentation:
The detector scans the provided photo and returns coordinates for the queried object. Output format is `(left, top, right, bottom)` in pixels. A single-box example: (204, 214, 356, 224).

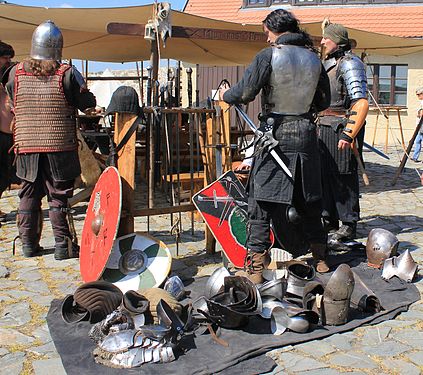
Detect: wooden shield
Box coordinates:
(101, 233, 172, 293)
(80, 167, 122, 282)
(193, 171, 274, 268)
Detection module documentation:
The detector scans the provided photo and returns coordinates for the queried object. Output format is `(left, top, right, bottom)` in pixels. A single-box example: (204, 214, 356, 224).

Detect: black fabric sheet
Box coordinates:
(47, 259, 420, 375)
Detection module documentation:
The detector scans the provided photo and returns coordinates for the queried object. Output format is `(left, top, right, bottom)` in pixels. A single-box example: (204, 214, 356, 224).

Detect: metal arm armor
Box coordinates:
(339, 53, 367, 101)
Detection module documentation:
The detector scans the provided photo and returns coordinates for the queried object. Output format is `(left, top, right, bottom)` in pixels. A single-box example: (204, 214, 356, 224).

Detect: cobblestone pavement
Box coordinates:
(0, 147, 422, 375)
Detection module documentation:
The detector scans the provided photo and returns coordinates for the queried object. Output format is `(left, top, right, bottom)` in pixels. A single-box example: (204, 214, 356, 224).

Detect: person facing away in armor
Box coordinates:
(220, 9, 331, 283)
(4, 20, 96, 259)
(318, 20, 369, 243)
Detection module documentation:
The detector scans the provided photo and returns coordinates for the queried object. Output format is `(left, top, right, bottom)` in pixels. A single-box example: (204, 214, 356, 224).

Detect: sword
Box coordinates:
(363, 141, 390, 160)
(233, 104, 293, 178)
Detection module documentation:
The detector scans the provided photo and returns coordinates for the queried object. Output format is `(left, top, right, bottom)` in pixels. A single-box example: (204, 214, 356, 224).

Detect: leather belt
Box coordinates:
(320, 109, 346, 116)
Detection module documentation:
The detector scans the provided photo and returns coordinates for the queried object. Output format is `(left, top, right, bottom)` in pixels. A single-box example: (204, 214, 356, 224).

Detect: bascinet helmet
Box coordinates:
(30, 20, 63, 61)
(366, 228, 399, 269)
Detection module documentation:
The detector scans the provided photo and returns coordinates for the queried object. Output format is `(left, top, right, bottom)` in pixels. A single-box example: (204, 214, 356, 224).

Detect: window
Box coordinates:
(243, 0, 423, 7)
(367, 64, 408, 107)
(244, 0, 268, 7)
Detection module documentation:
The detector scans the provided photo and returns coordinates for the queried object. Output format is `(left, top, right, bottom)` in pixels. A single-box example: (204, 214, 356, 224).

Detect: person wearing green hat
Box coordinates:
(318, 21, 369, 244)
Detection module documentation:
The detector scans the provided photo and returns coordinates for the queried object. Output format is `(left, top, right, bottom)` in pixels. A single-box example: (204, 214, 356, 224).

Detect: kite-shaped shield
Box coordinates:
(193, 171, 274, 268)
(80, 167, 122, 282)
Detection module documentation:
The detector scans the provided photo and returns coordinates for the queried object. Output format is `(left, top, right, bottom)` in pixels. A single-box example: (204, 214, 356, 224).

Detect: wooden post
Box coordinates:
(396, 108, 406, 149)
(384, 108, 390, 153)
(115, 112, 137, 236)
(371, 112, 379, 147)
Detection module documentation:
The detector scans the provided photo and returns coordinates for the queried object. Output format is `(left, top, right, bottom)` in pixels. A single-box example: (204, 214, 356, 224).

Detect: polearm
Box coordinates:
(233, 104, 293, 179)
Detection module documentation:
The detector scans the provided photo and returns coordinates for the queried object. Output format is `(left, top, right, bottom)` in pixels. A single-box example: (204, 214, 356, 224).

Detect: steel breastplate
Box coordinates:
(325, 57, 346, 111)
(262, 45, 321, 115)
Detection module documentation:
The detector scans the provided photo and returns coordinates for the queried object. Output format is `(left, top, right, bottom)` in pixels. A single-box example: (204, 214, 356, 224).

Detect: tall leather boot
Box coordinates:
(310, 243, 330, 273)
(54, 236, 79, 260)
(236, 251, 271, 284)
(17, 210, 43, 257)
(332, 223, 356, 241)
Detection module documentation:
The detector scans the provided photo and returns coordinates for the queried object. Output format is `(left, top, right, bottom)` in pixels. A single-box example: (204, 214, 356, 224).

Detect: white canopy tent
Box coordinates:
(2, 3, 423, 66)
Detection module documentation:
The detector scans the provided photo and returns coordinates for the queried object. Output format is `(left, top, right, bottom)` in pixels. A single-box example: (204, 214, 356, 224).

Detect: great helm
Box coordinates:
(30, 20, 63, 61)
(366, 228, 399, 269)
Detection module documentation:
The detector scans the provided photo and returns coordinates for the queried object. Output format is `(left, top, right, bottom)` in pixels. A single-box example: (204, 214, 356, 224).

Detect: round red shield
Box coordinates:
(80, 167, 122, 282)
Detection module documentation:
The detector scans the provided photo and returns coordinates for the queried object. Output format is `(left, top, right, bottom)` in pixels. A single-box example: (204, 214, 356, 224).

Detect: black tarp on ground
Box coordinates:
(47, 259, 420, 375)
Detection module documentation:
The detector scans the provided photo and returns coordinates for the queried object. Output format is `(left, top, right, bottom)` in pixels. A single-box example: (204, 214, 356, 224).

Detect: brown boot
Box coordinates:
(310, 243, 330, 273)
(236, 251, 271, 284)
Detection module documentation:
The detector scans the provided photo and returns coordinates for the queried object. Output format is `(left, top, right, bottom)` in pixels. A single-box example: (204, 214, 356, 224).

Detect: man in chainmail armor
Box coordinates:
(4, 20, 96, 259)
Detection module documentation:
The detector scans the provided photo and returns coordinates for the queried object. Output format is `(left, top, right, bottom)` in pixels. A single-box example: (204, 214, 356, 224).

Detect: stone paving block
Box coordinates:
(391, 329, 423, 347)
(407, 351, 423, 366)
(359, 326, 391, 345)
(33, 324, 53, 343)
(12, 258, 39, 267)
(0, 328, 34, 346)
(295, 369, 341, 375)
(0, 280, 20, 289)
(0, 348, 9, 356)
(15, 268, 42, 282)
(30, 294, 54, 307)
(409, 301, 423, 311)
(0, 352, 25, 375)
(294, 340, 337, 358)
(5, 290, 39, 299)
(260, 364, 285, 375)
(382, 358, 421, 375)
(322, 333, 356, 351)
(32, 358, 66, 375)
(377, 319, 416, 329)
(57, 282, 80, 296)
(361, 341, 411, 356)
(328, 352, 378, 369)
(274, 352, 329, 372)
(28, 341, 56, 356)
(25, 280, 50, 295)
(0, 265, 9, 278)
(397, 309, 423, 321)
(0, 301, 32, 327)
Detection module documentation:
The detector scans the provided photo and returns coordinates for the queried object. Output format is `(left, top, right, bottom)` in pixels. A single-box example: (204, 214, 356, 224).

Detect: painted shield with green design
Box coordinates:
(101, 233, 172, 293)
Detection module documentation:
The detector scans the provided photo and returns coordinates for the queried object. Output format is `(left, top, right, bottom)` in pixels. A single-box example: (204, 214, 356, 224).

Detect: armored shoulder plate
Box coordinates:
(338, 53, 368, 101)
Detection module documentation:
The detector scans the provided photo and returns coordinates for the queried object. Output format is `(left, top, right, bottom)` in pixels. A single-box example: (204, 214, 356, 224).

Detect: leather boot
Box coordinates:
(310, 243, 330, 273)
(331, 223, 356, 241)
(236, 251, 271, 284)
(54, 236, 80, 260)
(21, 241, 42, 258)
(17, 210, 43, 257)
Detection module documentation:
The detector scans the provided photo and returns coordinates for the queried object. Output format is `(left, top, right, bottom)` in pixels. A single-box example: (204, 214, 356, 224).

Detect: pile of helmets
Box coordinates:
(61, 279, 190, 368)
(195, 268, 262, 329)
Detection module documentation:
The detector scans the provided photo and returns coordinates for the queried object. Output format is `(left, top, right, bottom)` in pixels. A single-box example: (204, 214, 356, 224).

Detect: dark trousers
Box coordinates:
(321, 172, 360, 225)
(246, 174, 326, 254)
(18, 154, 74, 244)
